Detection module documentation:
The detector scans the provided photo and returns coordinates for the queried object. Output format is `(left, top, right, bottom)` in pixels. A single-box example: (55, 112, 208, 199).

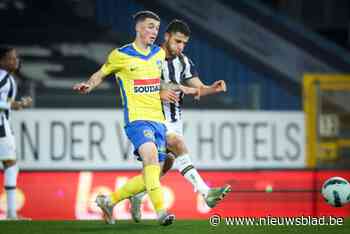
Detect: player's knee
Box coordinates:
(138, 142, 159, 165)
(166, 134, 178, 148)
(166, 135, 186, 155)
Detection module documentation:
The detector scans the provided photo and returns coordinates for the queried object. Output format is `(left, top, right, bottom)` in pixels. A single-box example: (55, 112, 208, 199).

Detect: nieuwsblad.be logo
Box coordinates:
(133, 78, 160, 94)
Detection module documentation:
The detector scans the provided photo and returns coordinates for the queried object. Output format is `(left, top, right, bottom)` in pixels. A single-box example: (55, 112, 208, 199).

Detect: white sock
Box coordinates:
(175, 154, 210, 197)
(4, 164, 18, 218)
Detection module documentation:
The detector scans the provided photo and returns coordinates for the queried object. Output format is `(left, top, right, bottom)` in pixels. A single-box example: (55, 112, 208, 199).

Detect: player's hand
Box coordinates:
(211, 80, 227, 93)
(179, 85, 201, 100)
(160, 90, 179, 103)
(20, 96, 33, 108)
(73, 82, 92, 94)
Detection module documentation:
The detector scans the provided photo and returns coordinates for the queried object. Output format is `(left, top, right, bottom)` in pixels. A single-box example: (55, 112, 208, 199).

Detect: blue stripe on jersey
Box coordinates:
(118, 44, 160, 60)
(118, 78, 129, 124)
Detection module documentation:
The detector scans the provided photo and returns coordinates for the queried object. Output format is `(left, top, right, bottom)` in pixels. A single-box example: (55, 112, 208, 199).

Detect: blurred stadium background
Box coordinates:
(0, 0, 349, 220)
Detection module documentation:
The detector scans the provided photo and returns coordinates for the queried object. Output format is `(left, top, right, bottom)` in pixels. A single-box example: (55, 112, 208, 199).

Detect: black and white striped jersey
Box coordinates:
(161, 54, 198, 123)
(0, 69, 17, 121)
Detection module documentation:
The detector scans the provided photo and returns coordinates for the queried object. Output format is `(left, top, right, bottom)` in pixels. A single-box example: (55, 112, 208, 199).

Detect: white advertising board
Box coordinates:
(11, 109, 305, 170)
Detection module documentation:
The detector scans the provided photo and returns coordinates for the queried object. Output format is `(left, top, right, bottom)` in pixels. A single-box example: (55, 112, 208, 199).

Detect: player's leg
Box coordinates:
(96, 121, 150, 224)
(96, 121, 173, 225)
(167, 133, 211, 195)
(96, 172, 145, 224)
(108, 141, 163, 206)
(129, 133, 231, 222)
(2, 159, 18, 219)
(166, 121, 211, 195)
(139, 142, 164, 213)
(129, 134, 217, 222)
(161, 152, 175, 175)
(111, 142, 167, 223)
(129, 156, 173, 222)
(141, 122, 174, 225)
(1, 122, 19, 220)
(167, 133, 231, 208)
(129, 121, 230, 222)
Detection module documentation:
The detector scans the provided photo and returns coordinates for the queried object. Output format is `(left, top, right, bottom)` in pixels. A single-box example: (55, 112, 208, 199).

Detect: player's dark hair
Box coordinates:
(165, 19, 191, 37)
(133, 10, 160, 23)
(0, 46, 14, 61)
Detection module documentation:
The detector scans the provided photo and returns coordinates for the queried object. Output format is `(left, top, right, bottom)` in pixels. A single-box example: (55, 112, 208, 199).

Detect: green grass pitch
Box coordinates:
(0, 219, 349, 234)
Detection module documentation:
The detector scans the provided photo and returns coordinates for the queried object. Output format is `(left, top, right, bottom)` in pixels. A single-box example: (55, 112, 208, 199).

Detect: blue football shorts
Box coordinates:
(124, 120, 167, 162)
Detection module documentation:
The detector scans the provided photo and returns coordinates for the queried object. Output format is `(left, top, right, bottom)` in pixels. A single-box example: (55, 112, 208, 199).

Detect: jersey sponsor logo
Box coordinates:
(134, 78, 160, 94)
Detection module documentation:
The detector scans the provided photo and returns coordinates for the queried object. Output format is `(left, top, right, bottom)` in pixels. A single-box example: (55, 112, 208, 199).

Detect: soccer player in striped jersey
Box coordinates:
(73, 11, 199, 226)
(0, 47, 32, 219)
(129, 19, 231, 222)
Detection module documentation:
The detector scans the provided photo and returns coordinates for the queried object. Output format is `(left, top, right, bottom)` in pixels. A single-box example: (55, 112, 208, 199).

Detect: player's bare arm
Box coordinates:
(185, 77, 226, 96)
(73, 69, 106, 94)
(160, 79, 200, 99)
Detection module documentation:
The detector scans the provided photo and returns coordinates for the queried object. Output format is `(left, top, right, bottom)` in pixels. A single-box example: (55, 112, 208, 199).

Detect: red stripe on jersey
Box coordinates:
(134, 78, 160, 85)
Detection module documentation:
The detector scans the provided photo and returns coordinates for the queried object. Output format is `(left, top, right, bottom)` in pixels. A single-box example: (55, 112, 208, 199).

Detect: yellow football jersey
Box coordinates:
(101, 43, 165, 124)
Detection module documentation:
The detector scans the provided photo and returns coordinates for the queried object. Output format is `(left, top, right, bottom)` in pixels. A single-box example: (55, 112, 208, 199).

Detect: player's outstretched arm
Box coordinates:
(73, 70, 106, 94)
(185, 77, 226, 97)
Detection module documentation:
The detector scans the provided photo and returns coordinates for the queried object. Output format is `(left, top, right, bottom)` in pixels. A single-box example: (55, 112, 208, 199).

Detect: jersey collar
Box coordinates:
(132, 42, 151, 56)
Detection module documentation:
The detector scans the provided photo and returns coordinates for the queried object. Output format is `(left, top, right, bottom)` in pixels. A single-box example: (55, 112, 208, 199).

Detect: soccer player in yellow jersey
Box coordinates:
(129, 19, 231, 222)
(73, 11, 198, 226)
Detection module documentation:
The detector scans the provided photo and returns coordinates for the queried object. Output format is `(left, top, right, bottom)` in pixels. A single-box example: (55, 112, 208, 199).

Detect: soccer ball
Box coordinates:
(321, 177, 350, 207)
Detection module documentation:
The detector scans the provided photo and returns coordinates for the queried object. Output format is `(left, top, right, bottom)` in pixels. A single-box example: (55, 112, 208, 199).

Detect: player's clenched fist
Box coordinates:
(211, 80, 226, 92)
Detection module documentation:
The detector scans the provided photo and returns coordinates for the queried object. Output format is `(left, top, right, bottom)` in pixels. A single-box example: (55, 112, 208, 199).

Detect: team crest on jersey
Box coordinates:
(143, 130, 155, 141)
(133, 78, 160, 94)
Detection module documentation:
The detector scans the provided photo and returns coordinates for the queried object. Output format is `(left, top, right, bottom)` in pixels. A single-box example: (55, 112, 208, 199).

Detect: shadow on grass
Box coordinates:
(64, 221, 169, 233)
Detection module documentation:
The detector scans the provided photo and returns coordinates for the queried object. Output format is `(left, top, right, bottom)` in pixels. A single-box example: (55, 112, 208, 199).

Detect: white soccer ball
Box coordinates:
(321, 176, 350, 207)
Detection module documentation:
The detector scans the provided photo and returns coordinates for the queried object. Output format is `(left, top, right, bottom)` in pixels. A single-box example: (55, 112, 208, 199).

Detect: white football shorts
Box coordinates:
(0, 115, 16, 161)
(165, 120, 183, 137)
